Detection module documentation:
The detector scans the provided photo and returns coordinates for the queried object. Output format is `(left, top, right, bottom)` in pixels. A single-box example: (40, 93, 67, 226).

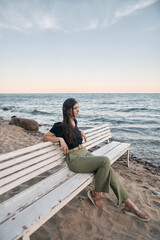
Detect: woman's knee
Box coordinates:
(101, 156, 110, 167)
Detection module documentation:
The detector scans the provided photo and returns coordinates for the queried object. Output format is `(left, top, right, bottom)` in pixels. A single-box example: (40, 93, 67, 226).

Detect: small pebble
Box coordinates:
(152, 190, 160, 195)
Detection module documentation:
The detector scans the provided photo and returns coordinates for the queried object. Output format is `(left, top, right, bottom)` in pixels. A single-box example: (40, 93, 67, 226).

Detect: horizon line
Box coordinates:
(0, 92, 160, 94)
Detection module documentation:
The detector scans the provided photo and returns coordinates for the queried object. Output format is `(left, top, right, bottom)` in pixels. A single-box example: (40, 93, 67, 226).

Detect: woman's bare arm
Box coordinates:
(80, 130, 87, 142)
(43, 132, 69, 153)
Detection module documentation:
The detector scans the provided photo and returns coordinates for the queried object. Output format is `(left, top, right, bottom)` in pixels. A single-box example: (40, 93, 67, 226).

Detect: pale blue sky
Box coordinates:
(0, 0, 160, 93)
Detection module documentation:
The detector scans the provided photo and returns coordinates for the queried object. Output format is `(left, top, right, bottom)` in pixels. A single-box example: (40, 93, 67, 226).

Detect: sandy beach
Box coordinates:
(0, 118, 160, 240)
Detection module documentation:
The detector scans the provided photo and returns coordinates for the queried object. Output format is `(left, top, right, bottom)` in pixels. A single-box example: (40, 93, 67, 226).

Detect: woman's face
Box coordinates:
(73, 103, 79, 117)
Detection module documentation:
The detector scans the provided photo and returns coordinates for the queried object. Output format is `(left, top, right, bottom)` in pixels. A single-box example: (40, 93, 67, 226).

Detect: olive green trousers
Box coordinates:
(65, 147, 129, 205)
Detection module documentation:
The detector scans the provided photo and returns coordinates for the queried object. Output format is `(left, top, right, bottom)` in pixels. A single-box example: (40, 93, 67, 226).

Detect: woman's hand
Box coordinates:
(43, 132, 69, 154)
(80, 130, 87, 142)
(59, 138, 69, 154)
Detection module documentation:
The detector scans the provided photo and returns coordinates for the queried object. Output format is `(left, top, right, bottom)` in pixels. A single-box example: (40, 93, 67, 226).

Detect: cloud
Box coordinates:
(0, 22, 22, 31)
(78, 19, 99, 31)
(0, 0, 60, 33)
(0, 0, 158, 33)
(115, 0, 157, 18)
(142, 23, 160, 31)
(34, 15, 60, 30)
(101, 0, 158, 29)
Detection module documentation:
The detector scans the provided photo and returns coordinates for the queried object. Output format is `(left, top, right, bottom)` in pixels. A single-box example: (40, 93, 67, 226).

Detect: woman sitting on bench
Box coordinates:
(43, 98, 149, 222)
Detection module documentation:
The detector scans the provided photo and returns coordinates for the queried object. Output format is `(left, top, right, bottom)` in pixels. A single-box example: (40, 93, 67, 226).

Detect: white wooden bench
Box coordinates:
(0, 124, 130, 240)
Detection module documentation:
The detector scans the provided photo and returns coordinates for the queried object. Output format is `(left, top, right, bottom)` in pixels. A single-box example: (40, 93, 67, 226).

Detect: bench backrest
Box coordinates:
(0, 124, 111, 195)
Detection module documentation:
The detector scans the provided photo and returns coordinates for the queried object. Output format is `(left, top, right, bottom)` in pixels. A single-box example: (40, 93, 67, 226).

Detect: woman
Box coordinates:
(43, 98, 149, 222)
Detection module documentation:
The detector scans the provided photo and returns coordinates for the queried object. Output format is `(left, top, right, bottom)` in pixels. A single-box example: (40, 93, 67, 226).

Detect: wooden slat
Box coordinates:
(0, 149, 62, 178)
(85, 126, 110, 138)
(86, 127, 110, 139)
(0, 173, 94, 240)
(86, 131, 111, 143)
(97, 142, 130, 165)
(0, 158, 65, 195)
(86, 129, 110, 140)
(0, 166, 74, 223)
(93, 141, 122, 156)
(92, 141, 130, 164)
(84, 124, 109, 134)
(85, 137, 108, 150)
(0, 152, 64, 187)
(18, 175, 94, 240)
(0, 145, 59, 169)
(0, 142, 54, 162)
(84, 134, 111, 148)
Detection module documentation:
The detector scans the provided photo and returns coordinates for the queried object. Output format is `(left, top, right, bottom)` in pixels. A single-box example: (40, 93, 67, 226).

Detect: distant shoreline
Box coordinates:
(0, 92, 160, 95)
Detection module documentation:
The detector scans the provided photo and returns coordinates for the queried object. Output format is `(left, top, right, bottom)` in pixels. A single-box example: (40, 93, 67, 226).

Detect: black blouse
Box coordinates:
(50, 118, 82, 150)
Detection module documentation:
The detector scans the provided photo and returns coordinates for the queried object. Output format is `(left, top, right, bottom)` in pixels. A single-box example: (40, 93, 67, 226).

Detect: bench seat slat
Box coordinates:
(0, 166, 74, 223)
(85, 126, 110, 138)
(105, 143, 130, 164)
(93, 141, 122, 156)
(93, 142, 130, 165)
(0, 158, 65, 195)
(84, 124, 109, 134)
(0, 173, 94, 240)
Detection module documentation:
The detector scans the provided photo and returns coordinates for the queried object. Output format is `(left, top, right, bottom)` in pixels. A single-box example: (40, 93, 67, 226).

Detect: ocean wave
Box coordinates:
(31, 110, 52, 115)
(138, 119, 158, 124)
(112, 127, 143, 135)
(1, 105, 15, 111)
(90, 117, 109, 122)
(101, 101, 116, 105)
(116, 107, 148, 112)
(116, 108, 160, 113)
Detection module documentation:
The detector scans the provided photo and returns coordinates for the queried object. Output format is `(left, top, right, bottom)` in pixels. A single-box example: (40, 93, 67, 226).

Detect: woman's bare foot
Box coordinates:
(124, 199, 150, 222)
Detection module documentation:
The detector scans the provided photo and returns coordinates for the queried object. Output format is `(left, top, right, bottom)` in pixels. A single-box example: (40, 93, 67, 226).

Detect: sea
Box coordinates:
(0, 93, 159, 167)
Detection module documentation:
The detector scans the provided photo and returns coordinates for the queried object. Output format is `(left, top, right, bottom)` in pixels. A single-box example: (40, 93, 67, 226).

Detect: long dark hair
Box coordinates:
(62, 98, 79, 145)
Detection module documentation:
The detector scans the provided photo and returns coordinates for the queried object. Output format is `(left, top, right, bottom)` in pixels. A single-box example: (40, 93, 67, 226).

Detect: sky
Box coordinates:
(0, 0, 160, 93)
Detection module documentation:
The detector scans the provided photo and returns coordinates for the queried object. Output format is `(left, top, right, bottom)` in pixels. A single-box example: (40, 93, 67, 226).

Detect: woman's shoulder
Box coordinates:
(53, 122, 62, 127)
(50, 122, 62, 134)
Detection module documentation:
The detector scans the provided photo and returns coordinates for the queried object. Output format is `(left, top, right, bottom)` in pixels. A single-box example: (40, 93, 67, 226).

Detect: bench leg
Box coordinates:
(22, 234, 30, 240)
(127, 149, 130, 168)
